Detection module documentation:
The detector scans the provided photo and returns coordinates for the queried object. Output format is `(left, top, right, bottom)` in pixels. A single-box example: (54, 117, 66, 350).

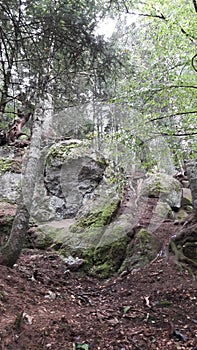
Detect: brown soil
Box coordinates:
(0, 197, 197, 350)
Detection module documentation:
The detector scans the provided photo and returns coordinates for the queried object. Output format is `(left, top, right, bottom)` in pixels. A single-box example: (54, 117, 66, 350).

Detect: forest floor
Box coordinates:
(0, 195, 196, 350)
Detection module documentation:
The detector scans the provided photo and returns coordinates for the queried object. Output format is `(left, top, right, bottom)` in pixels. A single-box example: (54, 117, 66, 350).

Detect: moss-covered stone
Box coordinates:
(0, 158, 21, 174)
(175, 209, 189, 221)
(181, 188, 192, 209)
(48, 140, 82, 161)
(169, 223, 197, 268)
(60, 213, 131, 278)
(119, 228, 161, 272)
(153, 201, 174, 219)
(141, 173, 182, 209)
(29, 225, 69, 250)
(71, 199, 120, 231)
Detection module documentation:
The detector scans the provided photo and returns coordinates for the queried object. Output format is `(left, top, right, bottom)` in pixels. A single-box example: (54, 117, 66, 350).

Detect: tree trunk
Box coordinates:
(186, 159, 197, 221)
(0, 100, 51, 267)
(0, 203, 29, 267)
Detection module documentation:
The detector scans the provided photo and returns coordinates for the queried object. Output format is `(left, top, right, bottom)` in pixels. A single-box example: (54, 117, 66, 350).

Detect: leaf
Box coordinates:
(123, 305, 131, 314)
(76, 343, 89, 350)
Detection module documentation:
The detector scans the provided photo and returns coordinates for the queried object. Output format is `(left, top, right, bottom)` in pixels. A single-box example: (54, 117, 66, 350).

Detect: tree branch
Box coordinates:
(125, 10, 166, 20)
(146, 110, 197, 124)
(192, 53, 197, 72)
(192, 0, 197, 13)
(152, 131, 197, 137)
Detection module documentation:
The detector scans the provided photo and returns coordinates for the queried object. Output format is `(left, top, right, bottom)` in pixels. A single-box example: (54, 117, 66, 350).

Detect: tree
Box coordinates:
(0, 0, 124, 267)
(0, 0, 122, 142)
(108, 0, 197, 218)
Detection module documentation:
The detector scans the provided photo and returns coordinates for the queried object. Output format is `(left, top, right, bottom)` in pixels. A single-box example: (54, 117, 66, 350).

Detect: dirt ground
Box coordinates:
(0, 198, 197, 350)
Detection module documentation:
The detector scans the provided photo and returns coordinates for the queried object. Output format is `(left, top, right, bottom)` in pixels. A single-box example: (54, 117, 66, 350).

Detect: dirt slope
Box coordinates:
(0, 198, 196, 350)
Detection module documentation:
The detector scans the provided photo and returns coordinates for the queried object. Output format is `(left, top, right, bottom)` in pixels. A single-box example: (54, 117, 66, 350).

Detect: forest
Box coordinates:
(0, 1, 196, 349)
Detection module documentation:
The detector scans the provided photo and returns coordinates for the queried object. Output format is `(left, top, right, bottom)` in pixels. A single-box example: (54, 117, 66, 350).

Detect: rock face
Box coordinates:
(181, 188, 192, 210)
(141, 173, 182, 209)
(0, 142, 194, 278)
(42, 140, 106, 219)
(29, 140, 107, 222)
(44, 142, 106, 217)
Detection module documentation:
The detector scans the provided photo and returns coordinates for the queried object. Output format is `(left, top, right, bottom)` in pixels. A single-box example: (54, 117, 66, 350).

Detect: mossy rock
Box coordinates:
(88, 215, 131, 278)
(141, 173, 182, 209)
(44, 140, 107, 218)
(169, 223, 197, 268)
(47, 140, 83, 164)
(119, 228, 161, 272)
(181, 188, 192, 209)
(0, 158, 21, 174)
(26, 222, 73, 250)
(61, 213, 132, 278)
(71, 198, 120, 231)
(153, 201, 174, 219)
(175, 209, 189, 221)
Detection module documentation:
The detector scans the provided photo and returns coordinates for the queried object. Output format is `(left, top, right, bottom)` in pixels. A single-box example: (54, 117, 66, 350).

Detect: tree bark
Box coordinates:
(186, 159, 197, 221)
(0, 100, 50, 267)
(0, 203, 29, 267)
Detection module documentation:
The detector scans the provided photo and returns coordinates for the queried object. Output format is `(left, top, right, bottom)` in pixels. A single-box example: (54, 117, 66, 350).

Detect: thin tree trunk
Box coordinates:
(0, 101, 50, 267)
(186, 159, 197, 220)
(0, 203, 29, 267)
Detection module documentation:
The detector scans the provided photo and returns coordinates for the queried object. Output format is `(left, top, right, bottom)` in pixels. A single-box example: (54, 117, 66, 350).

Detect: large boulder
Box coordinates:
(141, 173, 182, 209)
(30, 140, 106, 222)
(43, 140, 106, 219)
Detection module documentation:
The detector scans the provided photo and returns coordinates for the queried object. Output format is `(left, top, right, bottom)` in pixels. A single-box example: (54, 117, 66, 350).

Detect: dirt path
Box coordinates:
(0, 193, 196, 349)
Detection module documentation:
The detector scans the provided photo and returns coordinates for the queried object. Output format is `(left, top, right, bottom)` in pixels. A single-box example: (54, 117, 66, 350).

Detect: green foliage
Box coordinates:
(111, 0, 197, 163)
(0, 0, 123, 123)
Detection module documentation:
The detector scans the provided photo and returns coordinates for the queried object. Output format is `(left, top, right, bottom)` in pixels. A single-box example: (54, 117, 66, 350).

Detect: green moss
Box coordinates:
(142, 174, 182, 197)
(96, 157, 107, 168)
(32, 232, 54, 249)
(61, 220, 127, 278)
(158, 300, 173, 307)
(0, 158, 21, 174)
(0, 159, 13, 173)
(49, 141, 81, 160)
(71, 200, 120, 232)
(119, 229, 160, 273)
(90, 262, 113, 279)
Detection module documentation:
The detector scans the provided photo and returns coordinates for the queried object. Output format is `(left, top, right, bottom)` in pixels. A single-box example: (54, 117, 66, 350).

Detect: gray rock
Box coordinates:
(44, 140, 106, 218)
(141, 173, 182, 209)
(181, 188, 192, 208)
(120, 228, 161, 272)
(0, 172, 21, 202)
